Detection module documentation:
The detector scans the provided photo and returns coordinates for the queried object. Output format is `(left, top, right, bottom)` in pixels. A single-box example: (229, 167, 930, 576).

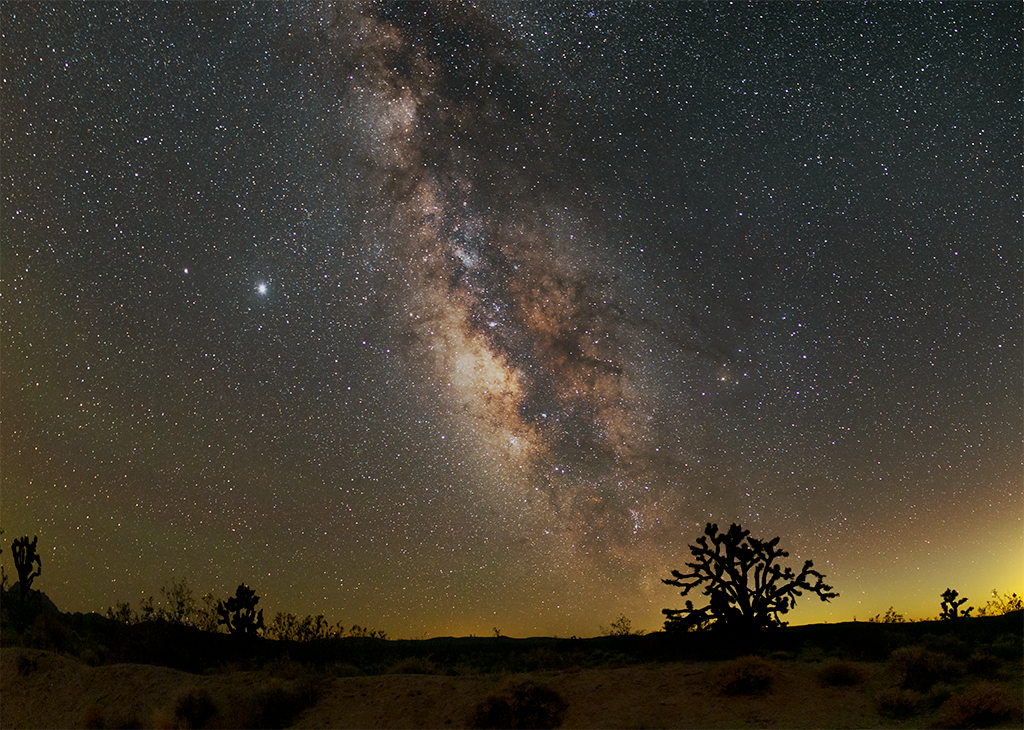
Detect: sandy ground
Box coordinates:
(292, 662, 884, 729)
(1, 645, 1019, 729)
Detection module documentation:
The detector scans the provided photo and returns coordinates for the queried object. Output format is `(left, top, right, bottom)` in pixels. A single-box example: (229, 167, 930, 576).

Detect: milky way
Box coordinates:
(310, 2, 730, 580)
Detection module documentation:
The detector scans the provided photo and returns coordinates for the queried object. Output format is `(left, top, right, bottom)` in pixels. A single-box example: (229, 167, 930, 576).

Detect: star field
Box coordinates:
(1, 1, 1020, 637)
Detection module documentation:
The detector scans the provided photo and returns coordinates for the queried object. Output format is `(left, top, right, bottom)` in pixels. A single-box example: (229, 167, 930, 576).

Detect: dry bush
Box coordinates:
(887, 645, 960, 691)
(938, 683, 1020, 728)
(173, 686, 217, 729)
(874, 687, 923, 718)
(816, 659, 866, 687)
(469, 679, 567, 729)
(710, 655, 777, 696)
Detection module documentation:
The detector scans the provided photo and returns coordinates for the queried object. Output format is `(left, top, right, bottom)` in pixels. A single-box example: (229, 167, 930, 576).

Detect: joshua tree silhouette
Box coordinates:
(217, 583, 265, 635)
(663, 522, 837, 631)
(939, 588, 973, 620)
(11, 535, 42, 605)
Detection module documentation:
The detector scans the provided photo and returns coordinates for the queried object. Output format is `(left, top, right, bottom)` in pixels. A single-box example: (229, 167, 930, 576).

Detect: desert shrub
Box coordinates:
(710, 656, 777, 696)
(348, 624, 388, 639)
(470, 680, 567, 729)
(79, 704, 105, 730)
(173, 687, 216, 729)
(600, 614, 645, 636)
(265, 611, 343, 641)
(868, 606, 907, 623)
(938, 683, 1019, 728)
(976, 589, 1023, 617)
(966, 651, 1001, 679)
(888, 645, 959, 691)
(816, 660, 866, 687)
(874, 687, 923, 718)
(107, 601, 135, 625)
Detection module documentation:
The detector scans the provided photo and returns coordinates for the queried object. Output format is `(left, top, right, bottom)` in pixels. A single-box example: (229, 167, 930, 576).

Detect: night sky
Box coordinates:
(2, 1, 1020, 638)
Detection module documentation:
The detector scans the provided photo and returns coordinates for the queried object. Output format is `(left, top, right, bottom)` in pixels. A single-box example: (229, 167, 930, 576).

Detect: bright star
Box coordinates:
(256, 282, 268, 295)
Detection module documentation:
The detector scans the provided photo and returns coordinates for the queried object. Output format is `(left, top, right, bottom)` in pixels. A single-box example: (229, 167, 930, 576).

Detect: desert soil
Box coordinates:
(0, 645, 1018, 729)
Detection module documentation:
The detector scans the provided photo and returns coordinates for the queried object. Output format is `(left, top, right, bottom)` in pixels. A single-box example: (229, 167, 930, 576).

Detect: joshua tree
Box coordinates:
(217, 583, 264, 635)
(663, 522, 837, 632)
(939, 588, 973, 620)
(11, 535, 42, 605)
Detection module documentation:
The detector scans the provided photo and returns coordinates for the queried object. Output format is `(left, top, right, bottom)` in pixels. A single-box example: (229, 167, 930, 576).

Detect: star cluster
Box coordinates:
(1, 2, 1020, 637)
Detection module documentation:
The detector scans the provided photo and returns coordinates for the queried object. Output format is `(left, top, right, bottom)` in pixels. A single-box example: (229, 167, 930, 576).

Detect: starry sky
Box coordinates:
(2, 1, 1021, 638)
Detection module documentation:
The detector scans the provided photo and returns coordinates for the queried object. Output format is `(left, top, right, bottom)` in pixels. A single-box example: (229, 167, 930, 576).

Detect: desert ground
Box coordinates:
(3, 629, 1022, 729)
